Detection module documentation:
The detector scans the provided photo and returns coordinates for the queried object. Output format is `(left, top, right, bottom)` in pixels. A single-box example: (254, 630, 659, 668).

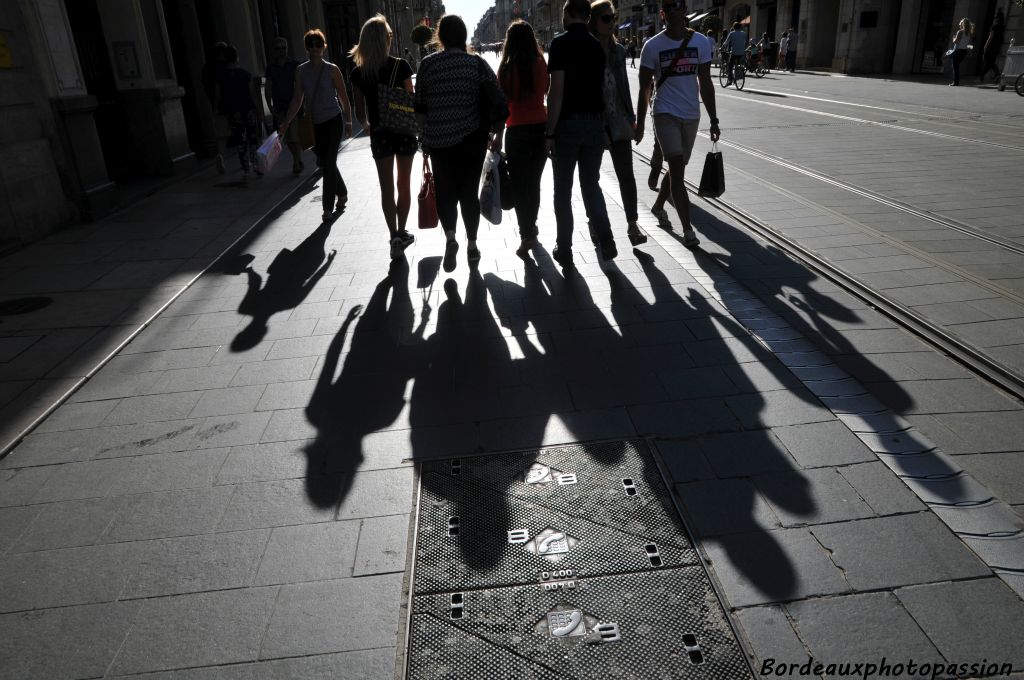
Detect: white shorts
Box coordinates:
(653, 114, 699, 164)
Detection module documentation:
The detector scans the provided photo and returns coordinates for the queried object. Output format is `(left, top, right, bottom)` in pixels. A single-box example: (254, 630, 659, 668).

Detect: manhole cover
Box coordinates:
(0, 297, 53, 316)
(404, 440, 753, 679)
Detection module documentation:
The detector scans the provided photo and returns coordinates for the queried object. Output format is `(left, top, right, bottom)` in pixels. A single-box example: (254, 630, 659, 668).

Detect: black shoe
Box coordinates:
(600, 239, 618, 261)
(443, 238, 459, 273)
(552, 246, 574, 268)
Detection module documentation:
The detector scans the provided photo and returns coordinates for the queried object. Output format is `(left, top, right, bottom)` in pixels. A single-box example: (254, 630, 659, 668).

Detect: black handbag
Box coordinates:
(377, 59, 417, 136)
(697, 142, 725, 198)
(476, 55, 509, 133)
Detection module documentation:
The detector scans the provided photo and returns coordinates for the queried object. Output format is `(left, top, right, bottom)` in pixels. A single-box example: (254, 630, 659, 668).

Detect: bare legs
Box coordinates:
(375, 154, 414, 237)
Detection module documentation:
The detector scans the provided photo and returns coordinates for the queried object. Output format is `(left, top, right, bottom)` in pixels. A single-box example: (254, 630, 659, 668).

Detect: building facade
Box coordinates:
(0, 0, 448, 249)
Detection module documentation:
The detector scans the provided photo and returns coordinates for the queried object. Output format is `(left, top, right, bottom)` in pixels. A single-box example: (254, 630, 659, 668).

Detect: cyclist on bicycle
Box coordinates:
(722, 22, 748, 86)
(745, 38, 761, 70)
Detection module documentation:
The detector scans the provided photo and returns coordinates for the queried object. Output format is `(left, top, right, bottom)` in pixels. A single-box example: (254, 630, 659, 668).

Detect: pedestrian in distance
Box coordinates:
(784, 28, 797, 71)
(722, 22, 747, 85)
(415, 14, 505, 270)
(628, 39, 638, 68)
(215, 45, 261, 178)
(264, 37, 304, 175)
(495, 19, 550, 258)
(350, 15, 418, 260)
(545, 0, 618, 268)
(279, 29, 355, 223)
(706, 29, 718, 67)
(979, 8, 1004, 83)
(949, 18, 974, 86)
(778, 30, 790, 72)
(202, 41, 231, 173)
(635, 0, 720, 248)
(589, 0, 646, 246)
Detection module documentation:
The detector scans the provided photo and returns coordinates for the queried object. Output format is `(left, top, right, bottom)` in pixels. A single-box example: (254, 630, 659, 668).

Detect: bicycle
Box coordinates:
(746, 54, 769, 78)
(718, 57, 746, 90)
(1016, 73, 1024, 96)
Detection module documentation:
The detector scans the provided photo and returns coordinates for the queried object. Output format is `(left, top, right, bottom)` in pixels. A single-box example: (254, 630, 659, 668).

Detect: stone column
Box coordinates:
(20, 0, 116, 222)
(97, 0, 196, 176)
(892, 0, 924, 73)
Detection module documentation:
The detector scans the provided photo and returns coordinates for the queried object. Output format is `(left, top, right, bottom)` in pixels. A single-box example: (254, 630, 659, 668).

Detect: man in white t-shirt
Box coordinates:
(635, 0, 720, 247)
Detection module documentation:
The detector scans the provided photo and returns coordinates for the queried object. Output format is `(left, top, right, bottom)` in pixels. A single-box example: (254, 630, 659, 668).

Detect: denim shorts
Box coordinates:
(370, 130, 418, 159)
(652, 114, 699, 164)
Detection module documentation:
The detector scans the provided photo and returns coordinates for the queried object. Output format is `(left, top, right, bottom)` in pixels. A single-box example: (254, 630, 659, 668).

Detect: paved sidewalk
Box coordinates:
(0, 134, 1023, 679)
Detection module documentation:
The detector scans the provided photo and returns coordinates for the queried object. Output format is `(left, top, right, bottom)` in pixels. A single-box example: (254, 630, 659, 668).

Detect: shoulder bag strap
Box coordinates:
(388, 57, 400, 88)
(656, 29, 695, 89)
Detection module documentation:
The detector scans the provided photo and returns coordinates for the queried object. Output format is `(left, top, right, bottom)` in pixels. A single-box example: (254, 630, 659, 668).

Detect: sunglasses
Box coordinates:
(599, 14, 616, 23)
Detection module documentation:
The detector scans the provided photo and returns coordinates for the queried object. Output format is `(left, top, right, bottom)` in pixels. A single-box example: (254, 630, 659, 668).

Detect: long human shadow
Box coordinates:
(231, 221, 336, 351)
(681, 202, 965, 489)
(303, 258, 418, 508)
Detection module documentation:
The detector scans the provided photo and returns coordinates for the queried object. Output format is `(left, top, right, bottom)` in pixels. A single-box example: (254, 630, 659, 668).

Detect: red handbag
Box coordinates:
(418, 156, 439, 229)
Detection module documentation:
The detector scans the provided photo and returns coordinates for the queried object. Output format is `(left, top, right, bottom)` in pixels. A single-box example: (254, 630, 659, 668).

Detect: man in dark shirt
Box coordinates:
(545, 0, 616, 266)
(980, 8, 1005, 83)
(264, 38, 304, 174)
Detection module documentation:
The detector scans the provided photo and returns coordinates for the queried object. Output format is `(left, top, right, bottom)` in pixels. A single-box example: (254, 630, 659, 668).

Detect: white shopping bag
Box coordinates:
(479, 150, 502, 225)
(256, 132, 282, 174)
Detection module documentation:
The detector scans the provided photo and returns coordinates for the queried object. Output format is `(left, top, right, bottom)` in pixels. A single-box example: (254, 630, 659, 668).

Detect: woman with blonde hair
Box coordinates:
(279, 29, 354, 223)
(589, 0, 645, 245)
(350, 15, 417, 259)
(495, 20, 549, 257)
(949, 18, 974, 86)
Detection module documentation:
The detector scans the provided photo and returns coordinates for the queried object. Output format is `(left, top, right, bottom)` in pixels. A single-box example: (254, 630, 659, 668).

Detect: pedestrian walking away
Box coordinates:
(778, 30, 790, 72)
(546, 0, 617, 267)
(495, 19, 550, 258)
(202, 41, 230, 173)
(215, 45, 261, 178)
(415, 14, 505, 271)
(264, 37, 305, 174)
(784, 28, 797, 71)
(636, 0, 720, 248)
(279, 28, 354, 223)
(350, 14, 418, 260)
(589, 0, 646, 246)
(980, 8, 1004, 83)
(706, 29, 718, 67)
(628, 40, 638, 68)
(722, 22, 747, 85)
(949, 18, 974, 86)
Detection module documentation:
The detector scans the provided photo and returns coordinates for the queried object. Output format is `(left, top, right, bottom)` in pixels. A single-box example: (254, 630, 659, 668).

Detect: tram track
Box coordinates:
(631, 148, 1024, 403)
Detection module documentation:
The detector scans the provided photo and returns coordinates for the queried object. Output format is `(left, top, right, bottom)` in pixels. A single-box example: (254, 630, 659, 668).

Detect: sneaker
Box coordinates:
(600, 239, 618, 261)
(552, 246, 574, 268)
(652, 207, 671, 225)
(516, 237, 537, 258)
(627, 222, 648, 246)
(683, 231, 700, 248)
(467, 245, 481, 262)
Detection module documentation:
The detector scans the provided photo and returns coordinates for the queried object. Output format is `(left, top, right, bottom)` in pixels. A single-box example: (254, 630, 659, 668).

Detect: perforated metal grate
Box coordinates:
(406, 440, 752, 679)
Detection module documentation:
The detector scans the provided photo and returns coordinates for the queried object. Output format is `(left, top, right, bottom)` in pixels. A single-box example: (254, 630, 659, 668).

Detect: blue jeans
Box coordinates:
(552, 118, 611, 249)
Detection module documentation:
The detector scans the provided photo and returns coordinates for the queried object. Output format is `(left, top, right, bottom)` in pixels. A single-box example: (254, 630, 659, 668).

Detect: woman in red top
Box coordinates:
(495, 20, 549, 258)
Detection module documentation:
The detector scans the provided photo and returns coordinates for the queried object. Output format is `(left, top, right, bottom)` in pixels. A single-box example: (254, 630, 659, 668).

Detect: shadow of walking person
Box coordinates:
(303, 259, 416, 509)
(232, 221, 336, 351)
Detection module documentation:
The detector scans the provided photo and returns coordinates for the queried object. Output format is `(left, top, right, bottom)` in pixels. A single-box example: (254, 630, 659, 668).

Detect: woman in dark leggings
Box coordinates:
(495, 20, 549, 258)
(415, 15, 504, 270)
(279, 29, 354, 222)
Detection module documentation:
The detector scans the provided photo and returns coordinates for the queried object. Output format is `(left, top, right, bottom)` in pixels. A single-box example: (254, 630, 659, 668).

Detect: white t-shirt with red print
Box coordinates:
(640, 29, 713, 121)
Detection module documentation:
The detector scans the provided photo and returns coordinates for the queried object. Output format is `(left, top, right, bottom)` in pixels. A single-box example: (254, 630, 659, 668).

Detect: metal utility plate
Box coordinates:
(405, 440, 752, 679)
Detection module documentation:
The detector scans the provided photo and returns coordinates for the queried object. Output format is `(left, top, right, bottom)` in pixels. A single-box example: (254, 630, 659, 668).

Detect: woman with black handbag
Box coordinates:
(350, 14, 418, 260)
(494, 20, 549, 258)
(589, 0, 646, 246)
(415, 14, 506, 271)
